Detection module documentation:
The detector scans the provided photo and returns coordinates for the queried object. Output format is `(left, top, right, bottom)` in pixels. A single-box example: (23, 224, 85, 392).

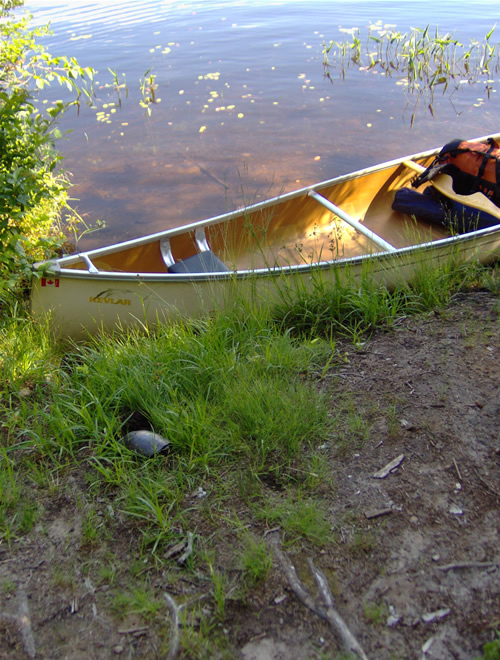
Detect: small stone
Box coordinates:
(432, 553, 441, 562)
(449, 504, 463, 515)
(387, 614, 400, 627)
(387, 605, 400, 627)
(113, 645, 124, 655)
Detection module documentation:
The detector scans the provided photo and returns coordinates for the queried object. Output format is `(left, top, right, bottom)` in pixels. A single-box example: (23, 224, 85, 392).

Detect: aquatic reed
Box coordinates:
(323, 24, 499, 124)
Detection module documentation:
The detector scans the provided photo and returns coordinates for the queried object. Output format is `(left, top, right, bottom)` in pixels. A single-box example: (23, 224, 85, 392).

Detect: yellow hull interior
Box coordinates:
(61, 154, 488, 275)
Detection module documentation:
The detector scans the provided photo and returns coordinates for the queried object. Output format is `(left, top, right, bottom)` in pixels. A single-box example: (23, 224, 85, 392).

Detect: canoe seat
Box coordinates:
(168, 250, 229, 274)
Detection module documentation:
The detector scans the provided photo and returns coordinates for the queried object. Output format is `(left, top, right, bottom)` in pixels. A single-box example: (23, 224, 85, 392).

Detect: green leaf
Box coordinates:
(485, 25, 496, 40)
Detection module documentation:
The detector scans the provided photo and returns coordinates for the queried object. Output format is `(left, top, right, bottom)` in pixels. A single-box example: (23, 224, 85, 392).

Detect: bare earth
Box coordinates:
(0, 290, 499, 659)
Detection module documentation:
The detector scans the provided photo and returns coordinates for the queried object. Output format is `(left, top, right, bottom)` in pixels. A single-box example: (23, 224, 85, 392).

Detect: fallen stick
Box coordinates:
(271, 540, 324, 618)
(268, 533, 369, 660)
(437, 560, 499, 572)
(452, 457, 462, 482)
(372, 454, 404, 479)
(163, 592, 181, 660)
(177, 531, 193, 565)
(179, 153, 229, 190)
(307, 559, 369, 660)
(118, 625, 150, 635)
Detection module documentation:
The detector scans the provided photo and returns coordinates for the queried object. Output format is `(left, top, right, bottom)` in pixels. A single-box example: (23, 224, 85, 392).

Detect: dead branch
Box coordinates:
(118, 625, 150, 635)
(307, 559, 370, 660)
(177, 531, 193, 565)
(372, 454, 404, 479)
(271, 540, 324, 618)
(268, 532, 369, 660)
(437, 560, 499, 572)
(163, 592, 181, 660)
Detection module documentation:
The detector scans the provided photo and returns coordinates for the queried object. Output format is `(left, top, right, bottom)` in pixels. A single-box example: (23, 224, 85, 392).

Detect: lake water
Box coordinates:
(23, 0, 500, 248)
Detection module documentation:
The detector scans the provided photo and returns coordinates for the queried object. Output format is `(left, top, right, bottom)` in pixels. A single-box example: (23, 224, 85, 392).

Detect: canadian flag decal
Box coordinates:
(41, 278, 60, 287)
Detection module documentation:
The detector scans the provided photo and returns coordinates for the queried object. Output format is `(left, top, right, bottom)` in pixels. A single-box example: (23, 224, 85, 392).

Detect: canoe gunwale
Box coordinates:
(38, 222, 500, 284)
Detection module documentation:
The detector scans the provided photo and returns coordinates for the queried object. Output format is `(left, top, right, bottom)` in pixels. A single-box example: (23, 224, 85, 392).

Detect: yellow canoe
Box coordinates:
(32, 134, 500, 337)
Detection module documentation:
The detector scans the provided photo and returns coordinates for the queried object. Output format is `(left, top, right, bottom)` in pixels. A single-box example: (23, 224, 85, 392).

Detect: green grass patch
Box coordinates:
(0, 259, 497, 564)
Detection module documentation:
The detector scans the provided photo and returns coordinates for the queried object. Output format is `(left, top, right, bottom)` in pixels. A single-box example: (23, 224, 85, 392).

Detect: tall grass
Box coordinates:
(272, 267, 414, 339)
(49, 314, 329, 474)
(271, 257, 498, 340)
(0, 258, 497, 555)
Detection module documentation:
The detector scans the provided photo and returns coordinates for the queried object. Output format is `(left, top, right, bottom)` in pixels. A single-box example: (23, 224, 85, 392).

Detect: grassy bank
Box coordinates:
(0, 259, 498, 656)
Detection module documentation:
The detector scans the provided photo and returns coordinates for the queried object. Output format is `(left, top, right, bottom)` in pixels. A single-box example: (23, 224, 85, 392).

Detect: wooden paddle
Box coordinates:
(403, 160, 500, 221)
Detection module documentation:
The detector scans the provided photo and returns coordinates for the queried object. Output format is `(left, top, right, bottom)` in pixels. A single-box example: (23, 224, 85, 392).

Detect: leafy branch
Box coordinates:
(0, 2, 96, 292)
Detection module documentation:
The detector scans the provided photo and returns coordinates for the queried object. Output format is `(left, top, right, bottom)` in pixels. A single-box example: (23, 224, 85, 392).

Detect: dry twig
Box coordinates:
(177, 532, 194, 565)
(452, 457, 462, 482)
(163, 592, 181, 660)
(437, 560, 499, 572)
(268, 532, 369, 660)
(372, 454, 404, 479)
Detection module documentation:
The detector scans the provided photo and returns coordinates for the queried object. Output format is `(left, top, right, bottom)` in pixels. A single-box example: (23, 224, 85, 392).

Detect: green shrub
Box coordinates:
(0, 0, 94, 291)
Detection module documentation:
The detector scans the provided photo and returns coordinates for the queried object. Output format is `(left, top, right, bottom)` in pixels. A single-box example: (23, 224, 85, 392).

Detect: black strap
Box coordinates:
(477, 139, 495, 180)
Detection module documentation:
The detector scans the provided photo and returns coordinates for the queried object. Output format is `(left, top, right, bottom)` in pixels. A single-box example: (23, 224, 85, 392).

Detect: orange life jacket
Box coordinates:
(412, 138, 500, 207)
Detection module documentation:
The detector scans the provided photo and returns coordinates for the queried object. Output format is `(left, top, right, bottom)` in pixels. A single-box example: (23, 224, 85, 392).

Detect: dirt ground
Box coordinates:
(0, 289, 499, 659)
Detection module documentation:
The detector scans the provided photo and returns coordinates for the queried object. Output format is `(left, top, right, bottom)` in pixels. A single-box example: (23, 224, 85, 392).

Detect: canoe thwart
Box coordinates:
(307, 190, 397, 253)
(80, 252, 99, 273)
(403, 159, 426, 174)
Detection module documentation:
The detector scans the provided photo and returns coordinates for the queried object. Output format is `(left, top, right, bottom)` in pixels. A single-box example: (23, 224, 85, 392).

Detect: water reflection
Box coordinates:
(24, 0, 500, 249)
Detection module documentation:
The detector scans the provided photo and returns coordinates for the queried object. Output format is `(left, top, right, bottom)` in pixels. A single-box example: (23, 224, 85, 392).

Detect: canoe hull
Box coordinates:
(31, 225, 500, 338)
(32, 134, 500, 337)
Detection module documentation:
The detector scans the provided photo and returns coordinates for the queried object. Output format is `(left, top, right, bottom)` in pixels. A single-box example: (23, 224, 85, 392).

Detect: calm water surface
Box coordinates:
(24, 0, 500, 248)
